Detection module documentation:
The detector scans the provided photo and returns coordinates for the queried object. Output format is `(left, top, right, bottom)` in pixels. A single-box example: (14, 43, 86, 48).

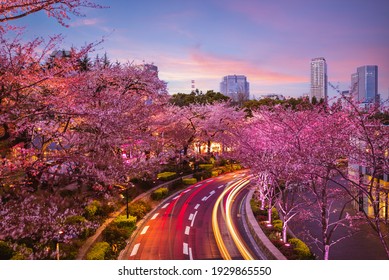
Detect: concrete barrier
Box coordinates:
(245, 188, 287, 260)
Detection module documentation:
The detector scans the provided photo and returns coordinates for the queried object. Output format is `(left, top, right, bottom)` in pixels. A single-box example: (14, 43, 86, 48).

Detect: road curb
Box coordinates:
(244, 188, 287, 260)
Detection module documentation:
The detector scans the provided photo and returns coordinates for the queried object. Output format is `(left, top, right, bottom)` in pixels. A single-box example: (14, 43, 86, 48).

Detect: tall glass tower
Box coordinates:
(220, 75, 250, 102)
(310, 57, 328, 103)
(351, 65, 378, 105)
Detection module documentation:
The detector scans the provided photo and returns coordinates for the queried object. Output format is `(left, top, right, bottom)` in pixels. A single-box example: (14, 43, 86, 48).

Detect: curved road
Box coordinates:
(121, 170, 258, 260)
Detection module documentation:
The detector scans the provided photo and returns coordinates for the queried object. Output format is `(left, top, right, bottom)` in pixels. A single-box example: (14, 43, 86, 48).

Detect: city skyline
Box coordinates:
(12, 0, 389, 99)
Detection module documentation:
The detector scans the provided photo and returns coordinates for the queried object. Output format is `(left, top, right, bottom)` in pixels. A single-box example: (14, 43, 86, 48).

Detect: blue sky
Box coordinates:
(13, 0, 389, 100)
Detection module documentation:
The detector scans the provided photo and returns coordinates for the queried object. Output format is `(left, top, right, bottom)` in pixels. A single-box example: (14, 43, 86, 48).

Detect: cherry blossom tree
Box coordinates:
(0, 0, 104, 27)
(233, 104, 363, 259)
(327, 99, 389, 258)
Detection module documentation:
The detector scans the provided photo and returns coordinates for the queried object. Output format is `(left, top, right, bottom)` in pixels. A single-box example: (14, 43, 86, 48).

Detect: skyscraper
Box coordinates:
(351, 65, 378, 106)
(220, 75, 250, 103)
(310, 57, 328, 102)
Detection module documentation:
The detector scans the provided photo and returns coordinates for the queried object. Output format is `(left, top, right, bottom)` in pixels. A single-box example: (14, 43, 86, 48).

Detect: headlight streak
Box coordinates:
(212, 177, 253, 260)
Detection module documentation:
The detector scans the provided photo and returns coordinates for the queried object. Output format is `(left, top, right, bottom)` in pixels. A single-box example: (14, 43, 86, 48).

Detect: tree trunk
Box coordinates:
(268, 198, 272, 224)
(282, 222, 288, 243)
(324, 244, 330, 260)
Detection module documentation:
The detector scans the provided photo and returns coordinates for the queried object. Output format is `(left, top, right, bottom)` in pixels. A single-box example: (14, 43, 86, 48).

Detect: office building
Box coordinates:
(220, 75, 250, 102)
(351, 65, 379, 106)
(310, 57, 328, 102)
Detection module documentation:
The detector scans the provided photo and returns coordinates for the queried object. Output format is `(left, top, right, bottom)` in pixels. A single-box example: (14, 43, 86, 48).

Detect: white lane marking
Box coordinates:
(194, 184, 202, 188)
(162, 203, 169, 209)
(182, 189, 191, 194)
(183, 243, 189, 255)
(151, 213, 159, 220)
(190, 211, 198, 227)
(140, 226, 149, 235)
(206, 179, 214, 183)
(173, 195, 180, 200)
(233, 175, 237, 178)
(194, 204, 200, 210)
(201, 196, 208, 201)
(189, 247, 193, 260)
(188, 213, 194, 221)
(185, 226, 190, 235)
(209, 190, 215, 196)
(130, 243, 140, 256)
(218, 184, 225, 189)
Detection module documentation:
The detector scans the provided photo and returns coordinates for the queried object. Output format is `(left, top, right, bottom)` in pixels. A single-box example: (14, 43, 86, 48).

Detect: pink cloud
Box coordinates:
(188, 48, 306, 84)
(69, 18, 103, 27)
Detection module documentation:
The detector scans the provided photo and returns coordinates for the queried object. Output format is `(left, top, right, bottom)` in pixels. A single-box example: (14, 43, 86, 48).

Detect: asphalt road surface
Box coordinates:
(121, 170, 254, 260)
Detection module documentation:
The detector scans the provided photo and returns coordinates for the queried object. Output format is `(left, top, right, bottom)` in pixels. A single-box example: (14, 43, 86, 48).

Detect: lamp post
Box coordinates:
(126, 183, 129, 219)
(120, 176, 134, 219)
(55, 230, 64, 260)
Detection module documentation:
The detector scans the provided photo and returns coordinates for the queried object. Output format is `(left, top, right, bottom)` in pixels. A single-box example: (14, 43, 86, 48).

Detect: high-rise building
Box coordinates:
(351, 65, 378, 106)
(310, 57, 328, 102)
(220, 75, 250, 102)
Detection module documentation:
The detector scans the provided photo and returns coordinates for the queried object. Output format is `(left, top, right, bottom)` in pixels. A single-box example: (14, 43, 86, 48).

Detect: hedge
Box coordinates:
(288, 238, 312, 259)
(128, 200, 151, 220)
(113, 215, 137, 229)
(182, 178, 197, 185)
(151, 187, 169, 200)
(84, 200, 101, 218)
(86, 242, 110, 260)
(65, 215, 87, 225)
(199, 164, 213, 170)
(157, 172, 177, 181)
(272, 219, 283, 232)
(0, 241, 14, 260)
(193, 170, 212, 181)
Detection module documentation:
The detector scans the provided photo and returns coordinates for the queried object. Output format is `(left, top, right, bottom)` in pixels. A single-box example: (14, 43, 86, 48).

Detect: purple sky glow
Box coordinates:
(15, 0, 389, 100)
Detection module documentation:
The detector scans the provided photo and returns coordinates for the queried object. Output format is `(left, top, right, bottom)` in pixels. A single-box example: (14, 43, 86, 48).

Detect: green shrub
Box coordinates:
(232, 164, 242, 170)
(98, 203, 115, 218)
(182, 178, 197, 185)
(271, 207, 279, 220)
(113, 215, 137, 229)
(268, 231, 280, 241)
(103, 224, 131, 246)
(211, 170, 219, 177)
(128, 200, 151, 219)
(222, 165, 233, 173)
(199, 164, 213, 170)
(10, 253, 25, 260)
(65, 215, 86, 225)
(193, 170, 212, 181)
(84, 200, 101, 218)
(289, 238, 312, 259)
(79, 227, 95, 240)
(250, 199, 260, 216)
(86, 242, 110, 260)
(0, 241, 14, 260)
(60, 240, 83, 260)
(272, 219, 283, 232)
(151, 187, 169, 200)
(157, 172, 177, 181)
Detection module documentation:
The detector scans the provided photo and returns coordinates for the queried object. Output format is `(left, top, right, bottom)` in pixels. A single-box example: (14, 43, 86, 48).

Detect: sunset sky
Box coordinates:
(15, 0, 389, 100)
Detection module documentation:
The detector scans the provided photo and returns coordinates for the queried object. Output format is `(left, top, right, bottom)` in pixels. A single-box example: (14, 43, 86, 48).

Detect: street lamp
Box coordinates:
(55, 230, 64, 260)
(119, 176, 134, 219)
